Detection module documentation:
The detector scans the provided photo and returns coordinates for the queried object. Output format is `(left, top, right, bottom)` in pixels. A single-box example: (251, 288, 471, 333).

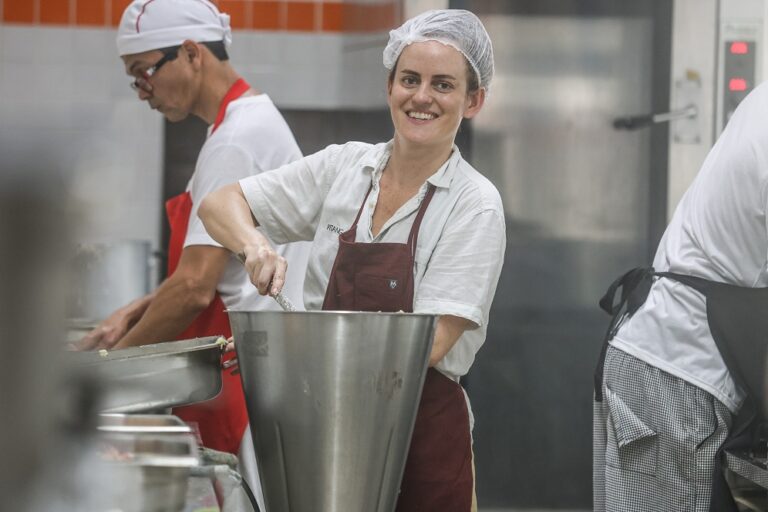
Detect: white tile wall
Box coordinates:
(0, 23, 392, 261)
(230, 32, 389, 109)
(0, 25, 163, 253)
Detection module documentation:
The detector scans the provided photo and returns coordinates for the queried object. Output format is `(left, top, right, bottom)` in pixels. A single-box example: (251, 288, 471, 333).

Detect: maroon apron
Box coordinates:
(168, 78, 252, 454)
(322, 184, 474, 511)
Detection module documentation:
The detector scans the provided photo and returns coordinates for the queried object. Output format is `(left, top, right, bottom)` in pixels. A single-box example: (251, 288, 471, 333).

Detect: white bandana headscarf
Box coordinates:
(116, 0, 232, 56)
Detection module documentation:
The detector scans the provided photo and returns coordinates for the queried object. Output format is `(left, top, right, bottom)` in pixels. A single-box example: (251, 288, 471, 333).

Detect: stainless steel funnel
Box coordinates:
(228, 310, 437, 512)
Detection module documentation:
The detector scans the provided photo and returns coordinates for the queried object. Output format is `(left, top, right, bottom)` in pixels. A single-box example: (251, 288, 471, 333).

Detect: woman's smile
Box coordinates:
(407, 110, 439, 121)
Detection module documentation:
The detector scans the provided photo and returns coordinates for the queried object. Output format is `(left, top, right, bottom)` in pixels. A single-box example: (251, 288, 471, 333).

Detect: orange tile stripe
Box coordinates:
(1, 0, 401, 32)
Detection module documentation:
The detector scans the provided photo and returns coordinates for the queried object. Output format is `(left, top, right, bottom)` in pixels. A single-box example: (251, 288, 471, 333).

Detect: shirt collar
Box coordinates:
(426, 145, 462, 189)
(361, 142, 390, 179)
(361, 141, 462, 190)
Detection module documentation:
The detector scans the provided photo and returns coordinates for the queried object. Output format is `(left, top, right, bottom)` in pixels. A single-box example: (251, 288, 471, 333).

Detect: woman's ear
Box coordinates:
(463, 88, 486, 120)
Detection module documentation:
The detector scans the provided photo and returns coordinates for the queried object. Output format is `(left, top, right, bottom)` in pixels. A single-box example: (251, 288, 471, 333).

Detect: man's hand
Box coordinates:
(111, 246, 229, 350)
(74, 295, 152, 351)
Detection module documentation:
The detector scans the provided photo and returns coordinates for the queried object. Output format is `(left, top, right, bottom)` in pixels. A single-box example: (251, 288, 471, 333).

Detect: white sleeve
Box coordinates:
(186, 144, 253, 247)
(239, 144, 343, 244)
(763, 171, 768, 261)
(414, 208, 506, 326)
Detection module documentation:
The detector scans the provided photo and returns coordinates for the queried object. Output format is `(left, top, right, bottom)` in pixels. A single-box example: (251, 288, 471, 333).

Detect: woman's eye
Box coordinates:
(434, 81, 454, 91)
(402, 76, 418, 86)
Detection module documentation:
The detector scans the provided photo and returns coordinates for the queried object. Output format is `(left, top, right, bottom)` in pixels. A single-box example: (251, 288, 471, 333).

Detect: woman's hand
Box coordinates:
(199, 183, 288, 296)
(238, 242, 288, 296)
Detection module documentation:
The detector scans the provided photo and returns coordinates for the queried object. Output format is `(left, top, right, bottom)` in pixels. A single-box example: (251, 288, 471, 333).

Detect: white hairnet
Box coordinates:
(116, 0, 232, 57)
(383, 9, 494, 91)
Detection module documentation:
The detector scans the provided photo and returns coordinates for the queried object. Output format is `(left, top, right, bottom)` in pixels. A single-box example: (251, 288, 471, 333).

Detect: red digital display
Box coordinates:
(730, 41, 749, 54)
(729, 78, 748, 91)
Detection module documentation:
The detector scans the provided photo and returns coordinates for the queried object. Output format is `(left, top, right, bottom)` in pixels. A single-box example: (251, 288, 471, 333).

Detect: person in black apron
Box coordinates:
(199, 10, 506, 511)
(593, 82, 768, 512)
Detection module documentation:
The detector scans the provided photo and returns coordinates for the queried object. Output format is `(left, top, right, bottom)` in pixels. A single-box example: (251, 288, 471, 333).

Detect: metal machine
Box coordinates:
(229, 310, 437, 512)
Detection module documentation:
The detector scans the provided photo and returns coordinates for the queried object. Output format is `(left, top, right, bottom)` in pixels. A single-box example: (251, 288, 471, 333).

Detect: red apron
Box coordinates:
(322, 184, 474, 511)
(168, 79, 251, 455)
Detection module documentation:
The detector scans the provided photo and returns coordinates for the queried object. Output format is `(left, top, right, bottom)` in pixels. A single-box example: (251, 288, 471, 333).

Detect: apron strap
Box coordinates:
(654, 271, 714, 296)
(598, 266, 655, 317)
(211, 78, 251, 134)
(595, 267, 716, 400)
(347, 183, 435, 248)
(594, 266, 655, 401)
(407, 184, 436, 256)
(349, 184, 373, 234)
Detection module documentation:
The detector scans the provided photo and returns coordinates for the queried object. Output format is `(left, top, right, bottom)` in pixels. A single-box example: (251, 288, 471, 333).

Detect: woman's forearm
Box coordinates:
(199, 183, 264, 253)
(199, 183, 287, 295)
(429, 315, 476, 367)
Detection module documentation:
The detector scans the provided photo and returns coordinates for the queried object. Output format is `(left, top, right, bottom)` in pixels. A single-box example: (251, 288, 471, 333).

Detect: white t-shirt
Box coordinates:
(185, 94, 310, 311)
(612, 82, 768, 413)
(239, 141, 507, 380)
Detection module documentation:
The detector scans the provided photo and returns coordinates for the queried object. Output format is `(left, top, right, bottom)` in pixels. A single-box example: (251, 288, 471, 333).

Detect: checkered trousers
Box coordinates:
(593, 346, 732, 512)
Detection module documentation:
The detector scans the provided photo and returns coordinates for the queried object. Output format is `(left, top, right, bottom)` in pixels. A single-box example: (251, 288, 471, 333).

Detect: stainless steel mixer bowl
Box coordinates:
(228, 310, 437, 512)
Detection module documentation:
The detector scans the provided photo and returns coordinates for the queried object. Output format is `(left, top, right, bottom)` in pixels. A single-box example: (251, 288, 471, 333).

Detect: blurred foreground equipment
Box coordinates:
(0, 154, 92, 511)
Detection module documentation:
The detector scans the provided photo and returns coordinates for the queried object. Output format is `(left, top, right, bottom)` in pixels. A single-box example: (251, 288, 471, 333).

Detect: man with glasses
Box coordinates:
(79, 0, 309, 506)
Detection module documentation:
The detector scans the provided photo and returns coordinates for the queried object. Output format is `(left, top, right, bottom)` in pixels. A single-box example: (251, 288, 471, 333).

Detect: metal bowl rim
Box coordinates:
(69, 336, 224, 365)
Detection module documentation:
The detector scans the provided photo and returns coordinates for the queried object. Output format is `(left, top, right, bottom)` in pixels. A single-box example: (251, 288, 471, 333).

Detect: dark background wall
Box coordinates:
(456, 0, 672, 509)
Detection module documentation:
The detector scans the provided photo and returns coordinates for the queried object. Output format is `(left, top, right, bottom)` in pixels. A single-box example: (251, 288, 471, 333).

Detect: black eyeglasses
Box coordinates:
(130, 46, 181, 92)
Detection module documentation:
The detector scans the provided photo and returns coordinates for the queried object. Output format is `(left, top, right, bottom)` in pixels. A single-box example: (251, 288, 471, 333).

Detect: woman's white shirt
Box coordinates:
(239, 141, 506, 380)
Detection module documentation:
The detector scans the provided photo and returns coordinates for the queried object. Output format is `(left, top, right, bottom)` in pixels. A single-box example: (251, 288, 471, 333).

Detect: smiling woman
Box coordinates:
(387, 40, 484, 157)
(198, 9, 505, 512)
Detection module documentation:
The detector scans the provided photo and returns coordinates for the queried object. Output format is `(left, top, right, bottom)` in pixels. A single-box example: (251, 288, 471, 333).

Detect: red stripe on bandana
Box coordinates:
(135, 0, 157, 33)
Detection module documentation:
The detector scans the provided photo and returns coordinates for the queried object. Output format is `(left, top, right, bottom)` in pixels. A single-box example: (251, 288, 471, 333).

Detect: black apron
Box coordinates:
(594, 266, 768, 512)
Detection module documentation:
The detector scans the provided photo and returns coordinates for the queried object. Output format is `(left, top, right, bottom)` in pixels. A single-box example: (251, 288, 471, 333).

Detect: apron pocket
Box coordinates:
(354, 273, 407, 312)
(605, 387, 658, 476)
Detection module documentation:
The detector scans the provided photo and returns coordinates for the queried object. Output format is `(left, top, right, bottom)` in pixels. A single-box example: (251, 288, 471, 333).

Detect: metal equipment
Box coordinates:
(98, 430, 201, 512)
(98, 413, 194, 434)
(228, 310, 437, 512)
(69, 336, 225, 412)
